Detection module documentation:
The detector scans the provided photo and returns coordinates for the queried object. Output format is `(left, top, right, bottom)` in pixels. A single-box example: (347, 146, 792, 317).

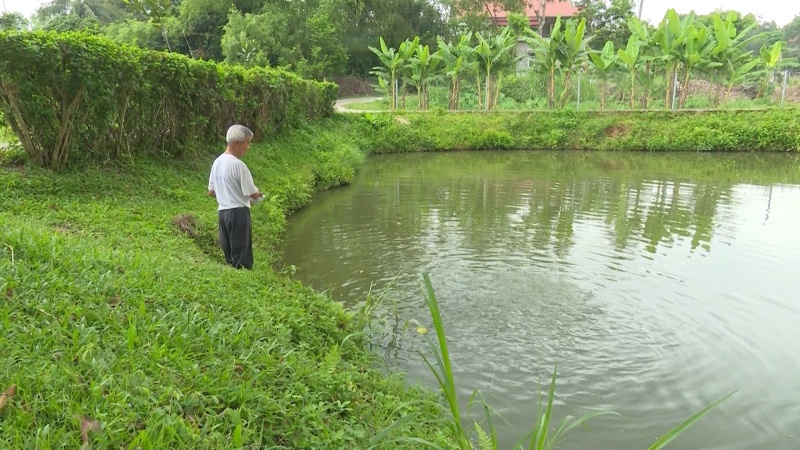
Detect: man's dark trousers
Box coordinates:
(218, 207, 253, 270)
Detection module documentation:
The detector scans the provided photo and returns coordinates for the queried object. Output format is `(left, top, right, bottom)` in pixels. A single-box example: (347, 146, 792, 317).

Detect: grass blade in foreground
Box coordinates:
(647, 390, 738, 450)
(421, 272, 473, 449)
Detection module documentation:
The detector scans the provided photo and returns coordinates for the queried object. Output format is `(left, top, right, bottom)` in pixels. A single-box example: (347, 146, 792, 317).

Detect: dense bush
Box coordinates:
(0, 31, 338, 169)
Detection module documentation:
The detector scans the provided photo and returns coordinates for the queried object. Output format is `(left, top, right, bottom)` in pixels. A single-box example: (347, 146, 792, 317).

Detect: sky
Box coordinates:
(2, 0, 799, 27)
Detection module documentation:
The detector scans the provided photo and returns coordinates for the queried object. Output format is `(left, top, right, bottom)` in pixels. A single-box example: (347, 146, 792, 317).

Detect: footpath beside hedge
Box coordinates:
(0, 31, 337, 169)
(358, 109, 800, 153)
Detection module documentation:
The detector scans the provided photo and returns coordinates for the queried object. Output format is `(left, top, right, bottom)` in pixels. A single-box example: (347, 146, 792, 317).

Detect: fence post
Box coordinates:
(577, 71, 582, 111)
(781, 70, 788, 108)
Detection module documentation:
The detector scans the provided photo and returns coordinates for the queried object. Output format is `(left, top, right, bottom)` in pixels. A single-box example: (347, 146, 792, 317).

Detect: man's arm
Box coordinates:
(208, 190, 216, 197)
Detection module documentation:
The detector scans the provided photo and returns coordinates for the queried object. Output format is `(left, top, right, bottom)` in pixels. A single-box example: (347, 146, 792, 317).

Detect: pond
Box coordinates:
(278, 151, 800, 449)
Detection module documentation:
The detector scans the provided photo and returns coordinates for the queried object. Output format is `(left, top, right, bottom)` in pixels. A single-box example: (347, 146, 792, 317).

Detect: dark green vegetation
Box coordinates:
(0, 31, 336, 169)
(362, 109, 800, 153)
(0, 118, 450, 449)
(369, 9, 794, 113)
(2, 0, 800, 82)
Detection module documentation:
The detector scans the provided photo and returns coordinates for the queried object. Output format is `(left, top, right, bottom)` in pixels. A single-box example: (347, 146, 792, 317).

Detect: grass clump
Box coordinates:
(0, 117, 446, 449)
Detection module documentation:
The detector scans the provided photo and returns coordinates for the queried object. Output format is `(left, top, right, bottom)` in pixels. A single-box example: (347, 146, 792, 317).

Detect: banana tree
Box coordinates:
(627, 16, 657, 109)
(559, 18, 591, 107)
(397, 37, 420, 109)
(710, 11, 760, 104)
(437, 33, 473, 110)
(589, 41, 617, 109)
(653, 9, 694, 109)
(524, 16, 564, 108)
(406, 44, 442, 110)
(488, 29, 522, 109)
(368, 37, 405, 110)
(677, 24, 719, 108)
(475, 28, 517, 111)
(756, 41, 784, 99)
(618, 34, 641, 110)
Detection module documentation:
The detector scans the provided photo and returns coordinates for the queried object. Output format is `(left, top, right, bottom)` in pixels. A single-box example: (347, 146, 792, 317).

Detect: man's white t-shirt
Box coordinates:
(208, 153, 259, 211)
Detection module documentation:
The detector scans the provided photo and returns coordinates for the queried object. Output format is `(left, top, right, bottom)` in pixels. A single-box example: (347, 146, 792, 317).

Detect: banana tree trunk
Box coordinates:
(629, 69, 636, 110)
(492, 75, 502, 110)
(725, 80, 734, 102)
(560, 69, 572, 107)
(600, 79, 607, 110)
(679, 68, 691, 109)
(476, 74, 483, 110)
(548, 65, 556, 108)
(449, 77, 458, 110)
(485, 68, 492, 111)
(665, 64, 674, 110)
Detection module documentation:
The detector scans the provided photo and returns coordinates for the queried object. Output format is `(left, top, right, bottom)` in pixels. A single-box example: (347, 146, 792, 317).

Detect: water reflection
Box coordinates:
(280, 151, 800, 449)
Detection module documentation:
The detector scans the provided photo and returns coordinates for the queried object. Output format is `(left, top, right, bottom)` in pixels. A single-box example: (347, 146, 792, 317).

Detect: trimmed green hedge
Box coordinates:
(356, 109, 800, 153)
(0, 31, 337, 169)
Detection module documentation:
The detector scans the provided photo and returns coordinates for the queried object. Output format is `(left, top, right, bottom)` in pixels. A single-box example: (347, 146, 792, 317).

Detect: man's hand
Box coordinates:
(249, 191, 263, 200)
(208, 190, 216, 198)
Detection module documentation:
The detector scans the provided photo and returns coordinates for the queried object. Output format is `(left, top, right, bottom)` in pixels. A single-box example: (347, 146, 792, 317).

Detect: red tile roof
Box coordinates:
(486, 1, 580, 26)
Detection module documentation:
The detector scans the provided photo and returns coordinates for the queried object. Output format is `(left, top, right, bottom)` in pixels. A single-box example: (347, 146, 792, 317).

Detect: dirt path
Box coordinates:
(334, 96, 383, 113)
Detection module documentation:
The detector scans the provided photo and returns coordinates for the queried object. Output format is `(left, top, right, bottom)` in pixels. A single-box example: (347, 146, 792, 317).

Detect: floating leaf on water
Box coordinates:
(416, 326, 428, 335)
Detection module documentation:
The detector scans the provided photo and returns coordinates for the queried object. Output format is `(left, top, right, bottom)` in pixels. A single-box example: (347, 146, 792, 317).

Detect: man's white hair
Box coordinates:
(226, 124, 254, 145)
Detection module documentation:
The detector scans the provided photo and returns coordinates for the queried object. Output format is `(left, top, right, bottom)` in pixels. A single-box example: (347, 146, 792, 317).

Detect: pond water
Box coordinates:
(279, 151, 800, 449)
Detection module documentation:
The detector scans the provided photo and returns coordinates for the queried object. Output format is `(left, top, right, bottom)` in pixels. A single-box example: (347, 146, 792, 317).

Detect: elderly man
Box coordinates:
(208, 125, 264, 269)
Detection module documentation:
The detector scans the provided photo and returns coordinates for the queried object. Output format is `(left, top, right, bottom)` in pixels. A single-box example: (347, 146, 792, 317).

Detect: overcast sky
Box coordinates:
(2, 0, 799, 27)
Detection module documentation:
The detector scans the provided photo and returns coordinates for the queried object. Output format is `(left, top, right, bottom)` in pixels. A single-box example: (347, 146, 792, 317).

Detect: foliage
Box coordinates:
(574, 0, 635, 51)
(356, 110, 800, 153)
(0, 31, 337, 169)
(0, 13, 29, 32)
(0, 117, 449, 449)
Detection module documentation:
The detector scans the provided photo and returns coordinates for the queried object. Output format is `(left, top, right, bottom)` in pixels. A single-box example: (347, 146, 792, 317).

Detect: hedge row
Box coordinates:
(358, 109, 800, 153)
(0, 31, 338, 169)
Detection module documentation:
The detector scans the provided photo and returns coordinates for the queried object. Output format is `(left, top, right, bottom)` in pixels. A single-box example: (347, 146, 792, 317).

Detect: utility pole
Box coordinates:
(638, 0, 644, 19)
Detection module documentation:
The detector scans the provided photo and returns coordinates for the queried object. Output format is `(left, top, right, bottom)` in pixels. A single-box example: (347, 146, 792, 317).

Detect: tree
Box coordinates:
(558, 17, 591, 106)
(574, 0, 634, 50)
(37, 0, 126, 24)
(0, 12, 29, 31)
(527, 0, 567, 36)
(710, 11, 760, 103)
(588, 40, 617, 109)
(524, 15, 563, 107)
(125, 0, 174, 51)
(617, 33, 641, 109)
(756, 41, 784, 98)
(437, 33, 474, 110)
(369, 37, 407, 109)
(653, 9, 695, 110)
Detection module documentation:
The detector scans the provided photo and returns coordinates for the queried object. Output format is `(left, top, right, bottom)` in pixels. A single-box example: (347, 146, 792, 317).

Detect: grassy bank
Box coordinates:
(0, 117, 445, 449)
(2, 108, 797, 448)
(356, 109, 800, 153)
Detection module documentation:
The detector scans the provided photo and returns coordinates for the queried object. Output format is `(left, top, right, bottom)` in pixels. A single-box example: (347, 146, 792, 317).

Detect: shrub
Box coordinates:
(0, 31, 338, 169)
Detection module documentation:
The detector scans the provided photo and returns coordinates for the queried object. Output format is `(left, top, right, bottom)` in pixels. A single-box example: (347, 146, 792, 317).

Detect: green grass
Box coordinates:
(0, 117, 447, 449)
(342, 99, 390, 111)
(2, 109, 782, 448)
